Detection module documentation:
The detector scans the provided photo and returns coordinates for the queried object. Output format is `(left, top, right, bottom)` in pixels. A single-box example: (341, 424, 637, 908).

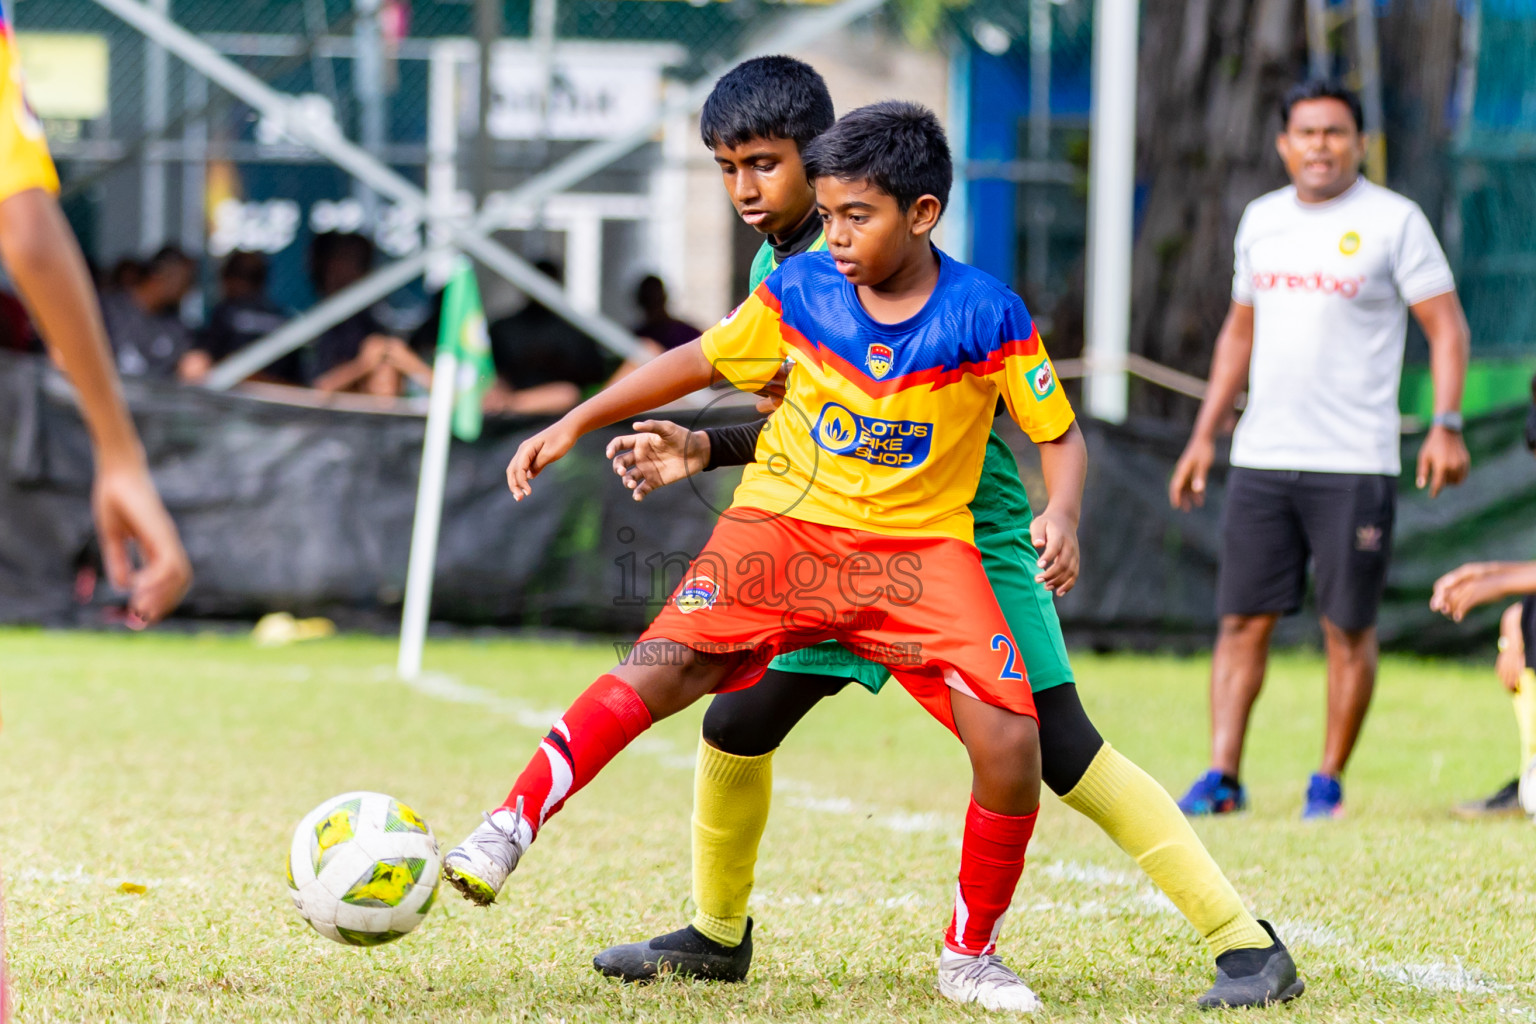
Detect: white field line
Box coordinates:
(398, 670, 1519, 999)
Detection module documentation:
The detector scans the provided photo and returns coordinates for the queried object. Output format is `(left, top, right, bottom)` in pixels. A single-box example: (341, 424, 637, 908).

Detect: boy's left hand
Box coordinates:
(1031, 510, 1079, 596)
(507, 420, 580, 500)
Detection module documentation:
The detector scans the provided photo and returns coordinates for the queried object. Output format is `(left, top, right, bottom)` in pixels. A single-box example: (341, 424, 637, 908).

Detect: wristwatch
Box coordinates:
(1431, 411, 1464, 433)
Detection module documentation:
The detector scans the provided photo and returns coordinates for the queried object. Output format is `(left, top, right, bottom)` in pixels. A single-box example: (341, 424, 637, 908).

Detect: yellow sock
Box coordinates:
(690, 739, 773, 947)
(1062, 744, 1271, 957)
(1513, 670, 1536, 770)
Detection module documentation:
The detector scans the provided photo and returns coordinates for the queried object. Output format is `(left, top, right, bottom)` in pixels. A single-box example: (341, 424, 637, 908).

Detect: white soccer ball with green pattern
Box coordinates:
(287, 791, 441, 946)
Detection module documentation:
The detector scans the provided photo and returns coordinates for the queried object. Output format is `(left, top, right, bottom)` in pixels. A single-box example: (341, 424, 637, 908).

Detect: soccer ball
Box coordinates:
(287, 791, 441, 946)
(1520, 757, 1536, 822)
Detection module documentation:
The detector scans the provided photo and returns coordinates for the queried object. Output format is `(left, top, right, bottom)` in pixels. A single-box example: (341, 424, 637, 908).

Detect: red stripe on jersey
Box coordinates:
(778, 327, 1042, 398)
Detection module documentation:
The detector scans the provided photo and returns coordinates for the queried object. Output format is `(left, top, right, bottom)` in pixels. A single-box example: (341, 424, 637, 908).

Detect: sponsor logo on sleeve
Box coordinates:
(813, 402, 933, 468)
(718, 305, 742, 328)
(1028, 360, 1057, 400)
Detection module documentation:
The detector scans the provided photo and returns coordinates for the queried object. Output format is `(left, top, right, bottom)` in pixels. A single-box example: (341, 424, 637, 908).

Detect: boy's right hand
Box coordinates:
(605, 420, 709, 501)
(507, 419, 580, 500)
(93, 461, 192, 625)
(1169, 436, 1215, 511)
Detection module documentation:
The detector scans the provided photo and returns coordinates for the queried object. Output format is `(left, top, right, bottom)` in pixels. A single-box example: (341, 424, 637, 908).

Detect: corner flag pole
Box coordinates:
(397, 346, 459, 680)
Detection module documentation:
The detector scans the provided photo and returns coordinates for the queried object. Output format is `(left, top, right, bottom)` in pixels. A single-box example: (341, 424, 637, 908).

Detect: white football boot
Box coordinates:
(937, 949, 1042, 1013)
(441, 799, 533, 906)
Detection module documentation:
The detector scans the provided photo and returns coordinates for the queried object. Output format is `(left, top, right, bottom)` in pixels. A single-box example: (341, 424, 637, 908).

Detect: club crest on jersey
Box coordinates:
(675, 574, 720, 614)
(1029, 360, 1057, 399)
(865, 343, 894, 380)
(1339, 231, 1361, 256)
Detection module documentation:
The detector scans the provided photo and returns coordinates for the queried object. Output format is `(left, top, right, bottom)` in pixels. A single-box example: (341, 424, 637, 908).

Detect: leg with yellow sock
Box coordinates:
(593, 666, 853, 981)
(1454, 599, 1536, 819)
(1036, 684, 1303, 1008)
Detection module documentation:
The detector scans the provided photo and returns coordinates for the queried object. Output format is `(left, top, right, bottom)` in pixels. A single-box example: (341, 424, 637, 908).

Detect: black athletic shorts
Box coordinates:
(1521, 596, 1536, 671)
(1215, 468, 1396, 632)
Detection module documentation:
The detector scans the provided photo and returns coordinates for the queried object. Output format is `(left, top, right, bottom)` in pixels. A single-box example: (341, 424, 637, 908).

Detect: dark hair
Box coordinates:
(221, 250, 268, 289)
(307, 231, 374, 293)
(699, 55, 835, 151)
(144, 245, 193, 277)
(635, 274, 666, 309)
(1281, 79, 1364, 132)
(801, 100, 952, 217)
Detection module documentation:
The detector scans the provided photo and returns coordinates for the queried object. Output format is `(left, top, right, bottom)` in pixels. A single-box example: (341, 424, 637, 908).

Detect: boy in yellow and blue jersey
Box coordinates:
(444, 101, 1080, 1011)
(596, 57, 1301, 1009)
(1, 6, 192, 1017)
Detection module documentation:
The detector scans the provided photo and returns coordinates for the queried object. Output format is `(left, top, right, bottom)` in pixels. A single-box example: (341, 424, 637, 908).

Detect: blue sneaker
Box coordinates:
(1301, 773, 1344, 819)
(1178, 769, 1247, 815)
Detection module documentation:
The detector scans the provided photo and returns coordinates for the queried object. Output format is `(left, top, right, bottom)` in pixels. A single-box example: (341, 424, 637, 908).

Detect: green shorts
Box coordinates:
(767, 431, 1074, 695)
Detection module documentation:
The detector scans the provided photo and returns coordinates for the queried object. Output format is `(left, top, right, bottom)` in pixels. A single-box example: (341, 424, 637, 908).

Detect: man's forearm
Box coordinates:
(0, 190, 143, 468)
(1036, 422, 1087, 527)
(1190, 305, 1255, 442)
(566, 341, 715, 435)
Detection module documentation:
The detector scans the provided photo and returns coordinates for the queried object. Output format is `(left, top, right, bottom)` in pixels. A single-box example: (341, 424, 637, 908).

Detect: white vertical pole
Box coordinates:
(943, 41, 970, 262)
(1084, 0, 1137, 424)
(565, 204, 603, 315)
(397, 348, 459, 680)
(426, 42, 461, 290)
(142, 0, 170, 250)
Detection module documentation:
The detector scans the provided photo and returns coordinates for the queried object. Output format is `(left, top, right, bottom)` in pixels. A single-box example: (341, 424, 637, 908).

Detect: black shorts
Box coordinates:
(1521, 596, 1536, 671)
(1216, 468, 1396, 632)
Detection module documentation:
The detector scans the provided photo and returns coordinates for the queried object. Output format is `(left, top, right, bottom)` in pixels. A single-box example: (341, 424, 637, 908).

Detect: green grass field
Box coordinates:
(1, 629, 1531, 1022)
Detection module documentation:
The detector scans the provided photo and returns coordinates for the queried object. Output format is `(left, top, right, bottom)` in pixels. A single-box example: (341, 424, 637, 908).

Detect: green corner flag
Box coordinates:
(437, 257, 495, 442)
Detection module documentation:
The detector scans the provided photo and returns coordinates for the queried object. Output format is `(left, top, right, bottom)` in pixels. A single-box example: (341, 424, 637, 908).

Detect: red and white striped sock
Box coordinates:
(499, 674, 653, 838)
(944, 797, 1038, 956)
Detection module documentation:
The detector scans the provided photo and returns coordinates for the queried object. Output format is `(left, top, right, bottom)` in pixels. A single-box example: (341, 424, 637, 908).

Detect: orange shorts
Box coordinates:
(634, 509, 1036, 732)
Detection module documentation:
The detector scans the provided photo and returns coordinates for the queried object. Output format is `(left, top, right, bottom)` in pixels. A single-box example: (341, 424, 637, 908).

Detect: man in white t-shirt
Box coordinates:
(1168, 80, 1471, 820)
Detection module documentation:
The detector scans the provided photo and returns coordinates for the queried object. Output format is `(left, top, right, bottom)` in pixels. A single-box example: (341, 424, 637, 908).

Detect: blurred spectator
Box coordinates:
(0, 286, 37, 352)
(106, 256, 144, 294)
(306, 232, 435, 397)
(99, 245, 197, 379)
(633, 274, 698, 354)
(181, 251, 299, 385)
(305, 231, 391, 384)
(484, 259, 612, 415)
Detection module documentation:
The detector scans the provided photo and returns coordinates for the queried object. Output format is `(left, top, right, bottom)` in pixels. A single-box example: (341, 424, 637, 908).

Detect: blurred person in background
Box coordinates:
(0, 284, 35, 352)
(106, 256, 144, 294)
(304, 230, 392, 387)
(1, 13, 192, 1015)
(98, 245, 198, 381)
(633, 274, 698, 355)
(181, 250, 300, 385)
(1169, 80, 1471, 820)
(483, 259, 613, 415)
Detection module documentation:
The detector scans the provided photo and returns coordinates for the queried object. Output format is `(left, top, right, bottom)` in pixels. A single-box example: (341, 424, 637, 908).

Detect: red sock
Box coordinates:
(500, 674, 653, 837)
(944, 797, 1038, 956)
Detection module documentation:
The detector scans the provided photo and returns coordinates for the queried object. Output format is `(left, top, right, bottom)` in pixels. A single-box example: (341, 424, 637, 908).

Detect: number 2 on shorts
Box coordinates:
(991, 633, 1024, 681)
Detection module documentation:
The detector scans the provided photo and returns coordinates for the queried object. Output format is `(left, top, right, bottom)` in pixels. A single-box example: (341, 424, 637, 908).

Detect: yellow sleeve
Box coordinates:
(0, 40, 60, 202)
(997, 334, 1076, 443)
(698, 283, 787, 393)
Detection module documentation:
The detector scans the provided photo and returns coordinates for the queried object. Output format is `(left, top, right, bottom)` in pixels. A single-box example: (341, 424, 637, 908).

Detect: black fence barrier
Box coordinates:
(2, 352, 1530, 652)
